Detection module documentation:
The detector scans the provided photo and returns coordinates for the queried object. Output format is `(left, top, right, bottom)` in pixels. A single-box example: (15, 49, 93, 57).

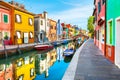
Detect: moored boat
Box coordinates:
(63, 49, 75, 57)
(34, 45, 53, 51)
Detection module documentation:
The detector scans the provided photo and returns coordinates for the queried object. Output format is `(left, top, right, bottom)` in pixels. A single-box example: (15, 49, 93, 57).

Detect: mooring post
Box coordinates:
(3, 40, 7, 58)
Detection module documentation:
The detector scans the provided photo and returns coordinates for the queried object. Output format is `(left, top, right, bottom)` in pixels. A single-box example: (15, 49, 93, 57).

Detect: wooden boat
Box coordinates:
(63, 49, 75, 57)
(34, 45, 53, 51)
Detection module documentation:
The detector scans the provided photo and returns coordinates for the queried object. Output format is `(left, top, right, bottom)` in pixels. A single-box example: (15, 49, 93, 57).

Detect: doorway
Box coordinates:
(115, 18, 120, 68)
(24, 32, 28, 43)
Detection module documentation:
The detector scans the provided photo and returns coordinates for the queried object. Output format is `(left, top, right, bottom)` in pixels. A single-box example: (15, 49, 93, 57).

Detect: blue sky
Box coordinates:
(5, 0, 94, 30)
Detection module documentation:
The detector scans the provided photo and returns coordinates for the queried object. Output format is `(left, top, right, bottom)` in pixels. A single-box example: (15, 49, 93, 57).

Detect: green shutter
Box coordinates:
(110, 21, 112, 44)
(4, 14, 8, 23)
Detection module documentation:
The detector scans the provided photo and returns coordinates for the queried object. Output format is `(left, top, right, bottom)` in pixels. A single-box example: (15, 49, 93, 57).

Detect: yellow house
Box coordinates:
(48, 19, 57, 42)
(13, 55, 36, 80)
(10, 1, 34, 44)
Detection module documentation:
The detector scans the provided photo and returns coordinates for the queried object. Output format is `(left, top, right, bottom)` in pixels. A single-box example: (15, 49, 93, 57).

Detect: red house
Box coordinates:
(0, 3, 12, 45)
(93, 0, 106, 55)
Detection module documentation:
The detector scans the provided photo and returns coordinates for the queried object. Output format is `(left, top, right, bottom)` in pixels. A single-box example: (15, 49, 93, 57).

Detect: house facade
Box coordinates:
(93, 0, 105, 55)
(9, 1, 34, 45)
(0, 1, 12, 46)
(48, 19, 57, 42)
(34, 11, 49, 43)
(106, 0, 120, 67)
(13, 55, 35, 80)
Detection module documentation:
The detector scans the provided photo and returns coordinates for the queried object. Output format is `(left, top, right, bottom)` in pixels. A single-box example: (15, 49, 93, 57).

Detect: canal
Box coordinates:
(0, 41, 80, 80)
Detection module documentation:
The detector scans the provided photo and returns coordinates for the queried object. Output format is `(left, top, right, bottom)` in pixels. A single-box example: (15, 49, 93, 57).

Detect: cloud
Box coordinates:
(49, 5, 93, 29)
(59, 0, 82, 7)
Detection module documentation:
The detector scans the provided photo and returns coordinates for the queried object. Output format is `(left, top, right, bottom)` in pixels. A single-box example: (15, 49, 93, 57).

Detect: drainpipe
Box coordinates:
(105, 0, 107, 57)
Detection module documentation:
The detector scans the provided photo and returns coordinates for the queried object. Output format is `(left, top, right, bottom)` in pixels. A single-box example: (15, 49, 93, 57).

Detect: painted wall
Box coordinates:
(49, 19, 57, 42)
(12, 9, 34, 44)
(106, 0, 120, 65)
(14, 56, 35, 80)
(0, 7, 11, 44)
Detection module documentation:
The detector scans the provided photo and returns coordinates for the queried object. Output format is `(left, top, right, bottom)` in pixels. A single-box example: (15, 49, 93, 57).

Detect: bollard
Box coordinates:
(3, 40, 8, 58)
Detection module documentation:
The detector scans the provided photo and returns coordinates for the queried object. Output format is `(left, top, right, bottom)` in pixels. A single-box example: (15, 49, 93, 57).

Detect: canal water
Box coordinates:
(0, 41, 79, 80)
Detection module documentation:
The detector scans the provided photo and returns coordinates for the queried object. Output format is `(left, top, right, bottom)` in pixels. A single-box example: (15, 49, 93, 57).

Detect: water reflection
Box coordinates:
(0, 41, 78, 80)
(35, 48, 57, 78)
(0, 52, 36, 80)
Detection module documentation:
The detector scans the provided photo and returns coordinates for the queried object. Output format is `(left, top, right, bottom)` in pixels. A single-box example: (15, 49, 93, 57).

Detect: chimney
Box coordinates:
(43, 11, 47, 19)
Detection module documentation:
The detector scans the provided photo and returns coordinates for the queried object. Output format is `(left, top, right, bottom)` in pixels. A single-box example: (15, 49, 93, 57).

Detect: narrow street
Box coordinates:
(63, 39, 120, 80)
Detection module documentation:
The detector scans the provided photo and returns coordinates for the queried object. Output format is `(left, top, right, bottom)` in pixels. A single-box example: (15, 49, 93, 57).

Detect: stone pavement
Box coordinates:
(63, 39, 120, 80)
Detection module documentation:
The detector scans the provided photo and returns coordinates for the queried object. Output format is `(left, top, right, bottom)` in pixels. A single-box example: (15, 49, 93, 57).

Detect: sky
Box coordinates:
(5, 0, 94, 30)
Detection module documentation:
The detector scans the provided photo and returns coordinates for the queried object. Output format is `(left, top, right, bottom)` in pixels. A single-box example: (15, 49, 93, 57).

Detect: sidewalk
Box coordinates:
(63, 39, 120, 80)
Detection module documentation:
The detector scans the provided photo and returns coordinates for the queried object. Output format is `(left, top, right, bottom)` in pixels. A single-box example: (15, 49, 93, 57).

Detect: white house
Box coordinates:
(34, 11, 50, 43)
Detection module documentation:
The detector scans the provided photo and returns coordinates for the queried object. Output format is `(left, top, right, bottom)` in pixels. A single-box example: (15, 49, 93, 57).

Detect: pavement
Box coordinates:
(63, 39, 120, 80)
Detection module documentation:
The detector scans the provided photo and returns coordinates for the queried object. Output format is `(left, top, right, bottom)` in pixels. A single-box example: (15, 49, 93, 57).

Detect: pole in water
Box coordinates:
(3, 40, 8, 58)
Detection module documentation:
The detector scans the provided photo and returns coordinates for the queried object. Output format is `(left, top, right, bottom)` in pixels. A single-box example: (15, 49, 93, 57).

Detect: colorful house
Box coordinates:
(13, 55, 36, 80)
(56, 19, 63, 40)
(93, 0, 105, 55)
(0, 62, 14, 80)
(48, 19, 57, 42)
(0, 1, 13, 45)
(7, 1, 34, 45)
(34, 11, 49, 43)
(61, 23, 69, 39)
(106, 0, 120, 67)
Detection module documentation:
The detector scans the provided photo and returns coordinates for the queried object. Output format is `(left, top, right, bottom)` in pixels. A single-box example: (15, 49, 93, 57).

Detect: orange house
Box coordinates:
(48, 19, 57, 42)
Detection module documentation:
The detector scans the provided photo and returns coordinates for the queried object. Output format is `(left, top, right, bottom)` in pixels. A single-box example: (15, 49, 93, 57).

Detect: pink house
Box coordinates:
(93, 0, 105, 55)
(0, 4, 12, 45)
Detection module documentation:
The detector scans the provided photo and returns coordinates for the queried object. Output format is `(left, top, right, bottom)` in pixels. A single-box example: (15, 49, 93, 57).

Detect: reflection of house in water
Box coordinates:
(13, 55, 35, 80)
(0, 63, 13, 80)
(49, 49, 57, 66)
(57, 46, 64, 62)
(35, 49, 57, 77)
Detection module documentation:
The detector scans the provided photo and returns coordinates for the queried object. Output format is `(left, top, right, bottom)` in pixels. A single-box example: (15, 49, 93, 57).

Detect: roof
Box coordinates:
(0, 0, 35, 16)
(0, 5, 10, 10)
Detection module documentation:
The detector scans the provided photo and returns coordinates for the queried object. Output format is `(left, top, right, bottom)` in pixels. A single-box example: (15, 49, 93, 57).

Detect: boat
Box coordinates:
(61, 40, 68, 44)
(63, 48, 75, 57)
(51, 41, 61, 46)
(34, 44, 53, 51)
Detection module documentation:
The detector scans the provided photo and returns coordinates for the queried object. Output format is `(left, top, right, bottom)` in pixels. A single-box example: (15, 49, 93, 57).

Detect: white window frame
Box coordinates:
(28, 18, 33, 25)
(15, 14, 21, 23)
(29, 32, 33, 38)
(16, 31, 21, 39)
(3, 13, 9, 24)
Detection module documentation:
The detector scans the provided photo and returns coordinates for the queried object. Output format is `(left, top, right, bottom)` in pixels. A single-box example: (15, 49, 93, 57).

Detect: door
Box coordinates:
(115, 19, 120, 68)
(24, 33, 28, 43)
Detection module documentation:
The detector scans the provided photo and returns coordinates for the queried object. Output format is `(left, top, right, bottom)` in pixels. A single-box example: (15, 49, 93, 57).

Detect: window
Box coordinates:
(108, 21, 112, 44)
(15, 14, 21, 23)
(29, 57, 34, 63)
(98, 2, 101, 14)
(30, 68, 34, 77)
(24, 56, 29, 64)
(41, 20, 43, 25)
(29, 32, 33, 38)
(4, 32, 9, 40)
(102, 0, 105, 5)
(3, 14, 9, 23)
(18, 75, 24, 80)
(17, 60, 22, 67)
(7, 78, 11, 80)
(28, 18, 33, 25)
(16, 31, 21, 39)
